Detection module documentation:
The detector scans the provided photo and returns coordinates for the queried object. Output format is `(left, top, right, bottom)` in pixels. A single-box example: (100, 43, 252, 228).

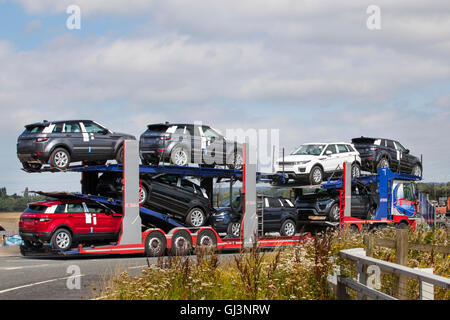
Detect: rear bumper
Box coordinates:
(19, 230, 52, 242)
(17, 152, 50, 164)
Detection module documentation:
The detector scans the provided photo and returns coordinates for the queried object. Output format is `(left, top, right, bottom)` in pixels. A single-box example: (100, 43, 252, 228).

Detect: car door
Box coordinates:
(202, 126, 226, 165)
(148, 175, 182, 213)
(321, 144, 341, 173)
(81, 121, 114, 159)
(350, 185, 365, 218)
(263, 197, 283, 232)
(66, 202, 90, 236)
(393, 141, 410, 173)
(337, 144, 356, 167)
(386, 140, 400, 171)
(63, 121, 89, 160)
(85, 202, 122, 238)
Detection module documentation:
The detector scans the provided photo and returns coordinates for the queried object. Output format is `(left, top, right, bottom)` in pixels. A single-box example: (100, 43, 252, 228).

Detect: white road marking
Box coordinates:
(0, 264, 50, 271)
(127, 265, 148, 270)
(0, 274, 84, 295)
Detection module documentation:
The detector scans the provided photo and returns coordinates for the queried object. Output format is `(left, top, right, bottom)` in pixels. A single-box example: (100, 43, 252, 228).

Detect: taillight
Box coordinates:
(160, 135, 171, 141)
(369, 147, 379, 151)
(36, 138, 49, 142)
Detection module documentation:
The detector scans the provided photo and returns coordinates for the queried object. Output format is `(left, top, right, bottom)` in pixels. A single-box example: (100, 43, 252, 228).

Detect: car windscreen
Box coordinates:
(24, 205, 49, 213)
(292, 144, 325, 156)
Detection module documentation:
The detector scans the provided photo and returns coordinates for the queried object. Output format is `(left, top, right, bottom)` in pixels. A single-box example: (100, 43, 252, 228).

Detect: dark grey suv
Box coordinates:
(17, 120, 136, 171)
(139, 123, 243, 169)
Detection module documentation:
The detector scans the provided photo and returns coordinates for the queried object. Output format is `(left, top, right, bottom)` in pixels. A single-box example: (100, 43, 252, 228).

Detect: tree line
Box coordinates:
(0, 187, 47, 212)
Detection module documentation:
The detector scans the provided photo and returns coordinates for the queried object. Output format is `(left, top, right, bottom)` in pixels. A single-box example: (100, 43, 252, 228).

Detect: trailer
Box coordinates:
(293, 161, 422, 232)
(21, 140, 308, 257)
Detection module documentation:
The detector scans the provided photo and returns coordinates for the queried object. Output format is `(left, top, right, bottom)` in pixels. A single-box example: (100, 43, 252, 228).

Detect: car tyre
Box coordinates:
(377, 157, 390, 170)
(144, 231, 166, 257)
(411, 164, 422, 177)
(51, 228, 72, 251)
(352, 163, 361, 178)
(309, 166, 323, 185)
(49, 148, 71, 170)
(329, 203, 340, 222)
(116, 145, 124, 164)
(139, 184, 149, 204)
(280, 219, 296, 237)
(170, 146, 190, 166)
(227, 221, 241, 237)
(186, 207, 206, 227)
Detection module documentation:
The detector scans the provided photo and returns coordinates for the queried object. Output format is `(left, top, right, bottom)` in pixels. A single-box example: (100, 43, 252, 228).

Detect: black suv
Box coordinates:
(351, 137, 422, 176)
(139, 123, 243, 169)
(296, 183, 378, 224)
(210, 195, 298, 237)
(17, 120, 136, 171)
(96, 172, 212, 227)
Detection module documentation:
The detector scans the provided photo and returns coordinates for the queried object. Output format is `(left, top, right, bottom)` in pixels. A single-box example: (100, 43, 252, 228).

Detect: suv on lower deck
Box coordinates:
(210, 195, 298, 237)
(19, 199, 122, 251)
(275, 142, 362, 185)
(351, 137, 422, 176)
(17, 120, 136, 171)
(139, 123, 243, 169)
(295, 183, 378, 224)
(96, 172, 212, 227)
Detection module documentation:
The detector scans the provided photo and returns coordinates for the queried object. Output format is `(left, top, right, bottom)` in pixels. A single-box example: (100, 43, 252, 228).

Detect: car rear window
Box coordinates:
(24, 205, 49, 213)
(23, 125, 45, 134)
(146, 125, 169, 136)
(352, 137, 376, 145)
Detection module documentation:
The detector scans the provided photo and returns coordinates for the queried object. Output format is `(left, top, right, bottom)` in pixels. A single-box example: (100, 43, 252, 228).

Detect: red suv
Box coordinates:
(19, 199, 122, 251)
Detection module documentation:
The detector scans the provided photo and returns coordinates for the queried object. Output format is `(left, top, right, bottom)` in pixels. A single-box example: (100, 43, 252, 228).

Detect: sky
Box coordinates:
(0, 0, 449, 194)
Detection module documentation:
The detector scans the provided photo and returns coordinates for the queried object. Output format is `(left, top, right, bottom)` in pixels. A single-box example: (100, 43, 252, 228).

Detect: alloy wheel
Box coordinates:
(54, 151, 69, 168)
(190, 210, 204, 227)
(174, 149, 188, 166)
(283, 221, 296, 236)
(55, 232, 70, 250)
(331, 205, 340, 222)
(312, 168, 322, 184)
(230, 222, 241, 237)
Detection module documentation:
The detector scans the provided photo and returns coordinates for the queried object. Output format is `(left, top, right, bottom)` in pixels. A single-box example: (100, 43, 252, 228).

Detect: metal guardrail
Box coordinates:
(328, 247, 450, 300)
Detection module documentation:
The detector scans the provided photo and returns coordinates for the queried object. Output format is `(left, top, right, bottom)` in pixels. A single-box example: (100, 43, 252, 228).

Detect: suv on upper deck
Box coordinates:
(139, 123, 243, 169)
(351, 137, 422, 176)
(17, 120, 135, 171)
(275, 142, 362, 185)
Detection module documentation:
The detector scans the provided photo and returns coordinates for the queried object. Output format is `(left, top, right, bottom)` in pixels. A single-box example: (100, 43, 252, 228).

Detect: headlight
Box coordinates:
(213, 211, 228, 217)
(295, 160, 310, 165)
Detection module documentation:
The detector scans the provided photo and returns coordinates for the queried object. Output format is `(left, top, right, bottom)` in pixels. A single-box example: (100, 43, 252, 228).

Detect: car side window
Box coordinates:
(337, 144, 348, 153)
(86, 203, 107, 213)
(386, 140, 396, 149)
(64, 122, 81, 133)
(66, 203, 84, 213)
(180, 180, 195, 193)
(324, 144, 337, 154)
(352, 186, 360, 196)
(52, 123, 64, 133)
(394, 141, 406, 152)
(155, 175, 178, 186)
(281, 199, 294, 207)
(268, 198, 281, 207)
(54, 204, 66, 213)
(83, 122, 106, 133)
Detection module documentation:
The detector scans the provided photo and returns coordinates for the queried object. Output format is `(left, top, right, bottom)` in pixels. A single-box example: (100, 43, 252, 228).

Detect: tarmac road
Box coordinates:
(0, 253, 237, 300)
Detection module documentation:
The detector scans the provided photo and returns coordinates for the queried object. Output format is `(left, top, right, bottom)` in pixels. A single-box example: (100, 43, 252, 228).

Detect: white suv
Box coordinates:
(275, 142, 362, 185)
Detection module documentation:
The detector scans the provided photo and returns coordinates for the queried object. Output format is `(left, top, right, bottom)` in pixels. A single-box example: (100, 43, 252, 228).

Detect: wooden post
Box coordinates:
(395, 229, 409, 299)
(362, 234, 375, 300)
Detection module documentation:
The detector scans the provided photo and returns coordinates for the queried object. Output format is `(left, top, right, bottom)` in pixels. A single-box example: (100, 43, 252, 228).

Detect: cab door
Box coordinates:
(66, 202, 90, 235)
(63, 121, 89, 159)
(321, 144, 341, 173)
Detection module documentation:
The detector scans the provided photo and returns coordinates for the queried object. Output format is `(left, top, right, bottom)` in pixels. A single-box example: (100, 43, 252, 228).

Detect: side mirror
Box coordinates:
(405, 149, 410, 154)
(326, 150, 332, 156)
(101, 129, 109, 135)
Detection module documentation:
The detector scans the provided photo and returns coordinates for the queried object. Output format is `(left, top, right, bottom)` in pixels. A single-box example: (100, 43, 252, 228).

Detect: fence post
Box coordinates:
(395, 229, 409, 299)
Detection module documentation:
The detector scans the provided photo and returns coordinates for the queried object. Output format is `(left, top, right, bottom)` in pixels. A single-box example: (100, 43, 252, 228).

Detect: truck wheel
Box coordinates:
(186, 208, 206, 227)
(309, 166, 323, 185)
(51, 228, 72, 251)
(329, 203, 340, 222)
(144, 231, 166, 257)
(50, 148, 71, 170)
(280, 219, 296, 237)
(196, 229, 217, 249)
(170, 230, 192, 256)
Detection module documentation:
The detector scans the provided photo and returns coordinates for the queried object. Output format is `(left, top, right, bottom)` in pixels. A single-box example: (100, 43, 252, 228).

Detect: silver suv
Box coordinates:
(17, 120, 135, 171)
